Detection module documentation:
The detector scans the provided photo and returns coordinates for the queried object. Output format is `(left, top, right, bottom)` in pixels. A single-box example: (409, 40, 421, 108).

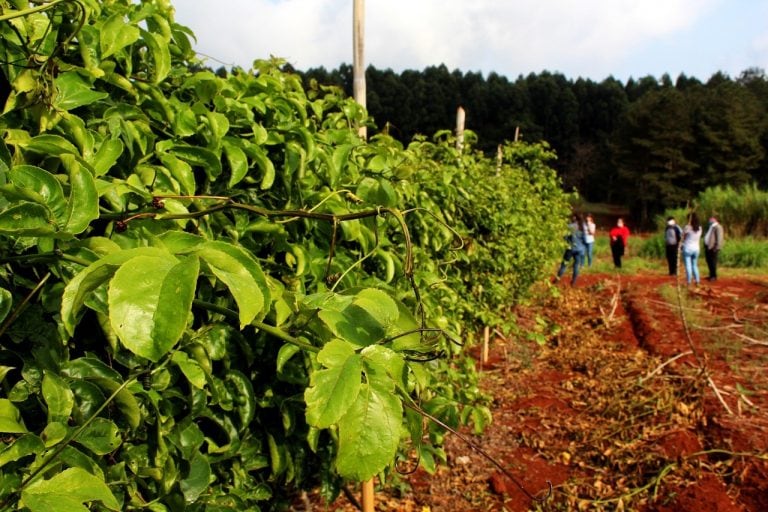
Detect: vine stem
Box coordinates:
(0, 373, 142, 510)
(0, 0, 71, 22)
(192, 300, 320, 353)
(669, 206, 734, 416)
(0, 273, 50, 339)
(403, 401, 551, 504)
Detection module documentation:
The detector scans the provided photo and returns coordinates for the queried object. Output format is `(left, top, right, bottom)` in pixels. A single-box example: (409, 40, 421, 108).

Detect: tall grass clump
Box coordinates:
(694, 185, 768, 238)
(638, 235, 665, 259)
(639, 234, 768, 269)
(719, 238, 768, 268)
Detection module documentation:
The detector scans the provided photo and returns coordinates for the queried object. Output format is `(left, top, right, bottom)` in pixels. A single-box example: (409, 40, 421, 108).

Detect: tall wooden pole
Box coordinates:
(353, 2, 373, 510)
(353, 0, 367, 139)
(455, 106, 465, 153)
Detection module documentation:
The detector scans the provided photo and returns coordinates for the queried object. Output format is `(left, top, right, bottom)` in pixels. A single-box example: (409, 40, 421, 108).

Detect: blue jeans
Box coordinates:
(585, 242, 594, 266)
(682, 248, 700, 284)
(558, 250, 584, 284)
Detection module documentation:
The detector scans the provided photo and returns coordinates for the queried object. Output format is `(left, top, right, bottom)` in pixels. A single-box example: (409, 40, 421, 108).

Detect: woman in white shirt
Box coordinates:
(584, 214, 596, 266)
(681, 213, 703, 285)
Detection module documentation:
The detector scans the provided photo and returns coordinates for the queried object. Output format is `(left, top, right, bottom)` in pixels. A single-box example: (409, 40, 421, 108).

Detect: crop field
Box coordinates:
(311, 269, 768, 511)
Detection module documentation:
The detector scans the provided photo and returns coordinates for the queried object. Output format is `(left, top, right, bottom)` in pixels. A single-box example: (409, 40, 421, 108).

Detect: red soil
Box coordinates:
(305, 270, 768, 511)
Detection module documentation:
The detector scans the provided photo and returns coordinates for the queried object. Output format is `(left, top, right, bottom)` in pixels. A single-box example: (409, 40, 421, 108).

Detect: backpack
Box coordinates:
(665, 225, 681, 245)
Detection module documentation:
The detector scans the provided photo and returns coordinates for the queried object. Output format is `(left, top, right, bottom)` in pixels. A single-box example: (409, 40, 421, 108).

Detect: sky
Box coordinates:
(173, 0, 768, 83)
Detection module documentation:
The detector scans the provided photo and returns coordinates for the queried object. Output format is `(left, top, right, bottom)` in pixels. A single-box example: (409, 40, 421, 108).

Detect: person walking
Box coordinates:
(664, 217, 683, 276)
(556, 213, 587, 285)
(681, 213, 703, 286)
(704, 216, 725, 281)
(608, 218, 630, 268)
(584, 213, 597, 266)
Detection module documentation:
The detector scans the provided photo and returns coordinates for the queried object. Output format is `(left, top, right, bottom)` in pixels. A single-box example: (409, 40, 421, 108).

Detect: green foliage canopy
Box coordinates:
(0, 0, 569, 509)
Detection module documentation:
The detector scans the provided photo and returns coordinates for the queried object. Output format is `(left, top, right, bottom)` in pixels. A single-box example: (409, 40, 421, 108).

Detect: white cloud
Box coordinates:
(365, 0, 716, 76)
(173, 0, 757, 80)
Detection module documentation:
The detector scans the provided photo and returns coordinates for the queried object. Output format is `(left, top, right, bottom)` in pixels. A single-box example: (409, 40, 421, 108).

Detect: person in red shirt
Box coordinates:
(609, 218, 630, 268)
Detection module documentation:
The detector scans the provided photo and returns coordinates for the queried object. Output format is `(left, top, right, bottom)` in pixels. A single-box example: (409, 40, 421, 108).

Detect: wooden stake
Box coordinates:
(361, 478, 375, 512)
(455, 106, 465, 152)
(352, 0, 366, 139)
(354, 3, 373, 507)
(482, 326, 490, 364)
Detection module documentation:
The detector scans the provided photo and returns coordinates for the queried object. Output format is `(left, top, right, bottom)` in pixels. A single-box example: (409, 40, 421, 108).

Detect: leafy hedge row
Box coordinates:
(0, 1, 569, 510)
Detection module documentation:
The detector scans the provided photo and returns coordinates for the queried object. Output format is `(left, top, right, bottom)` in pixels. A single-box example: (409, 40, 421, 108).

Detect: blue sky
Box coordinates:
(173, 0, 768, 83)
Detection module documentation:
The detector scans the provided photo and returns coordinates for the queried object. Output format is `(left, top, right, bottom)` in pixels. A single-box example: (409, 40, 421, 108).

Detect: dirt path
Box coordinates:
(305, 272, 768, 511)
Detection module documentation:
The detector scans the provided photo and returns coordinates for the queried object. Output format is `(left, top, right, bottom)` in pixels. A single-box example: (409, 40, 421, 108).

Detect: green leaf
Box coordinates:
(77, 417, 122, 455)
(8, 165, 68, 225)
(0, 138, 11, 176)
(108, 255, 199, 361)
(42, 371, 75, 424)
(244, 144, 275, 190)
(100, 14, 141, 58)
(54, 72, 109, 111)
(58, 446, 105, 479)
(20, 467, 119, 512)
(24, 134, 79, 156)
(90, 139, 124, 176)
(0, 399, 27, 433)
(62, 357, 124, 382)
(316, 290, 397, 348)
(90, 377, 141, 429)
(352, 289, 399, 328)
(206, 111, 230, 143)
(172, 105, 198, 137)
(223, 138, 248, 187)
(41, 421, 69, 447)
(0, 365, 14, 384)
(159, 154, 195, 196)
(61, 247, 173, 337)
(305, 339, 362, 428)
(174, 421, 205, 460)
(196, 241, 270, 328)
(168, 144, 222, 180)
(141, 30, 171, 84)
(0, 288, 11, 325)
(361, 345, 408, 392)
(180, 453, 211, 503)
(0, 434, 44, 467)
(276, 343, 301, 374)
(157, 230, 204, 253)
(172, 351, 206, 389)
(0, 203, 56, 236)
(335, 382, 403, 481)
(226, 370, 256, 428)
(64, 162, 99, 234)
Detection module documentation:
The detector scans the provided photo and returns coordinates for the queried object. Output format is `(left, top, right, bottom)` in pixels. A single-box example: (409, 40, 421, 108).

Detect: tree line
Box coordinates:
(294, 64, 768, 226)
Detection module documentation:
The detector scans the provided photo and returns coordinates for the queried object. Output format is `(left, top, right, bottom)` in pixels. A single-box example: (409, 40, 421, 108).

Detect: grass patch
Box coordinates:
(637, 235, 768, 271)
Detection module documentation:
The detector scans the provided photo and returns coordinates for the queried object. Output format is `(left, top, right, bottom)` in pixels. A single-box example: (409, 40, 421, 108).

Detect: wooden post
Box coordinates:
(496, 144, 502, 175)
(482, 326, 490, 365)
(455, 106, 465, 152)
(362, 478, 375, 512)
(513, 125, 520, 142)
(353, 0, 366, 139)
(353, 3, 373, 509)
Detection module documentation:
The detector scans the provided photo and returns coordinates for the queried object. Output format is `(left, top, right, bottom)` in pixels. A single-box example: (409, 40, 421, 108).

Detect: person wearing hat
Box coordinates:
(664, 217, 683, 276)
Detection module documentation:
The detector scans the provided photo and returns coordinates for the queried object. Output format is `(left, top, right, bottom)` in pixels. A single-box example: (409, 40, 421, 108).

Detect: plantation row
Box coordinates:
(0, 1, 569, 510)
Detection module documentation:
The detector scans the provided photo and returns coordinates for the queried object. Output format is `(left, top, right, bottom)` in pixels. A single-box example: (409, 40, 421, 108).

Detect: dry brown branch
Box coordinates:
(730, 331, 768, 346)
(672, 256, 734, 417)
(599, 277, 621, 327)
(707, 374, 735, 415)
(689, 323, 768, 346)
(640, 351, 694, 384)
